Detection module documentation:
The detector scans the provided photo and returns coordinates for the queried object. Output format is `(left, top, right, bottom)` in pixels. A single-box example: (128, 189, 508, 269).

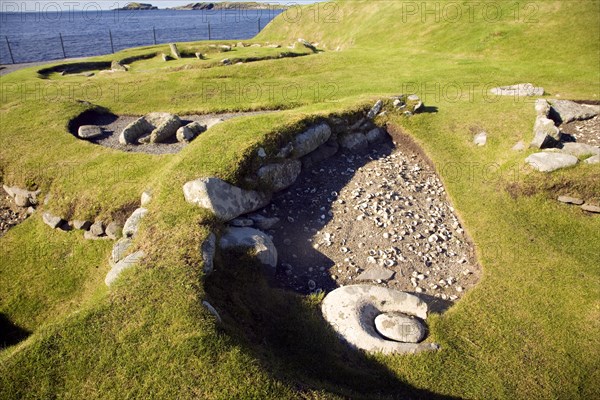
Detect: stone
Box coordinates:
(119, 113, 182, 145)
(490, 83, 544, 97)
(202, 300, 222, 323)
(14, 194, 30, 207)
(195, 52, 204, 59)
(557, 196, 584, 205)
(141, 191, 152, 206)
(374, 312, 427, 343)
(89, 221, 105, 236)
(78, 125, 103, 140)
(300, 137, 339, 168)
(123, 207, 148, 238)
(290, 123, 332, 158)
(169, 43, 181, 59)
(535, 99, 551, 117)
(298, 38, 317, 52)
(111, 238, 133, 265)
(201, 233, 217, 274)
(72, 220, 92, 230)
(176, 126, 194, 143)
(105, 251, 145, 286)
(366, 128, 388, 145)
(473, 131, 487, 146)
(407, 94, 423, 112)
(247, 214, 280, 230)
(183, 177, 271, 221)
(111, 60, 127, 72)
(581, 204, 600, 213)
(257, 160, 302, 192)
(105, 222, 122, 240)
(356, 266, 395, 281)
(559, 143, 600, 158)
(219, 227, 278, 268)
(584, 155, 599, 164)
(367, 100, 383, 119)
(530, 116, 561, 149)
(339, 132, 368, 153)
(221, 59, 231, 65)
(42, 212, 63, 229)
(3, 185, 40, 207)
(549, 100, 599, 124)
(177, 121, 206, 143)
(512, 141, 526, 151)
(119, 116, 153, 144)
(321, 285, 438, 354)
(149, 113, 182, 143)
(84, 231, 110, 240)
(230, 218, 254, 227)
(525, 152, 578, 172)
(219, 45, 232, 52)
(161, 53, 169, 62)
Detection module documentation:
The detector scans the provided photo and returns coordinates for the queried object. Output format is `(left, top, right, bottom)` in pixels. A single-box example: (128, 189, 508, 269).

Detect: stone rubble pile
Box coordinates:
(526, 99, 599, 172)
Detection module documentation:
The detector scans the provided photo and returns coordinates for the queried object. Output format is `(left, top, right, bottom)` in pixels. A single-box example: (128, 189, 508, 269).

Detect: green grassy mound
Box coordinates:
(1, 1, 599, 398)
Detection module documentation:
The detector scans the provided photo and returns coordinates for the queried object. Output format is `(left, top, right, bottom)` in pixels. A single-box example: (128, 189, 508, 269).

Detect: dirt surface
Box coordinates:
(0, 192, 29, 238)
(560, 115, 600, 147)
(258, 135, 479, 309)
(78, 111, 276, 155)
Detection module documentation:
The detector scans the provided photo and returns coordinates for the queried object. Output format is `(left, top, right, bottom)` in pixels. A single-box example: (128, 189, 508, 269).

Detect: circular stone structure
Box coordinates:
(321, 284, 438, 354)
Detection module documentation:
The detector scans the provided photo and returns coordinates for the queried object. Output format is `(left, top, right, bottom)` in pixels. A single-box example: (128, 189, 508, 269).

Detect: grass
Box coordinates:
(1, 0, 599, 398)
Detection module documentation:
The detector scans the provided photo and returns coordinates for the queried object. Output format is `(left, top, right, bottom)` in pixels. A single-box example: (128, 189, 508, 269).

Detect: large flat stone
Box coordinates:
(490, 83, 544, 97)
(525, 152, 578, 172)
(321, 285, 439, 354)
(219, 227, 277, 268)
(183, 177, 271, 222)
(549, 100, 599, 124)
(356, 266, 395, 281)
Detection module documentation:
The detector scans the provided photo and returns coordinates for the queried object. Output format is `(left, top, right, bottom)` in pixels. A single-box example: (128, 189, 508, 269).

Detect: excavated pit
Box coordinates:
(256, 126, 480, 310)
(68, 109, 275, 155)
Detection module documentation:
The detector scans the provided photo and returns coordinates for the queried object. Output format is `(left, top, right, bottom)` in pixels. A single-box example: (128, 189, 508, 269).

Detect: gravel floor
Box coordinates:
(257, 138, 480, 309)
(560, 115, 600, 146)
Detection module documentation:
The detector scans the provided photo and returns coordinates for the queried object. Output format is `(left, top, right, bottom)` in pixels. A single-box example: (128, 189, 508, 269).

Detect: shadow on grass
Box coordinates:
(205, 258, 459, 400)
(0, 313, 31, 349)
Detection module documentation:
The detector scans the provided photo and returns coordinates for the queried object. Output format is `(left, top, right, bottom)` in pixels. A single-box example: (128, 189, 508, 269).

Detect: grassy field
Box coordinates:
(1, 1, 599, 398)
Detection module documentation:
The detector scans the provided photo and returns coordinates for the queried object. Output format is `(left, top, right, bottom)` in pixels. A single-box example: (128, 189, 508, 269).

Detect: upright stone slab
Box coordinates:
(290, 123, 332, 158)
(257, 160, 302, 192)
(183, 177, 271, 221)
(219, 227, 277, 268)
(169, 43, 181, 59)
(530, 116, 561, 149)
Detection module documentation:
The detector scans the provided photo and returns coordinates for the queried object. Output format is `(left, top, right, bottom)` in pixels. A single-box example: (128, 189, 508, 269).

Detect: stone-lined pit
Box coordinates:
(68, 109, 276, 155)
(256, 127, 479, 306)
